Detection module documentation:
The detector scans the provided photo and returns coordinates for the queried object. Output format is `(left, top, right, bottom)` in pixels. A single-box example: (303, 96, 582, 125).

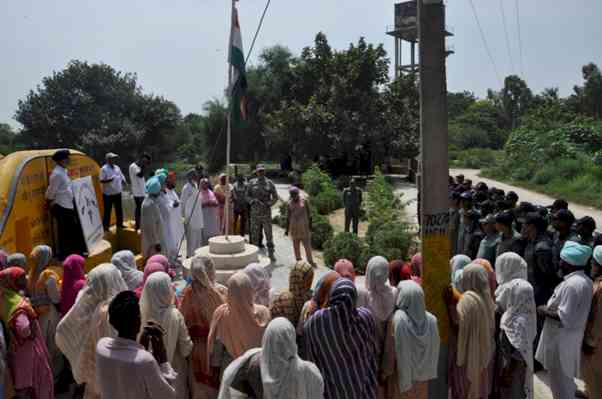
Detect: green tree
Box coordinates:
(15, 60, 181, 162)
(0, 123, 19, 154)
(500, 75, 533, 129)
(448, 91, 477, 120)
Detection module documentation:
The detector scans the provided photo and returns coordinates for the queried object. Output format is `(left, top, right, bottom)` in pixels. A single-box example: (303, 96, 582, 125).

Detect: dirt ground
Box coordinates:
(328, 208, 368, 237)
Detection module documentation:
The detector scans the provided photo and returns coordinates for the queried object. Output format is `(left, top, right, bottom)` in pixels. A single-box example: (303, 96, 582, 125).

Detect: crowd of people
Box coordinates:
(0, 242, 443, 399)
(5, 150, 598, 399)
(446, 174, 602, 399)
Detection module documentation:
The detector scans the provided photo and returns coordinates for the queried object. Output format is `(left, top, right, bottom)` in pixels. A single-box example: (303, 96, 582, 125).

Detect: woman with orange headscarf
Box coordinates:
(0, 267, 53, 399)
(207, 271, 270, 376)
(180, 256, 226, 398)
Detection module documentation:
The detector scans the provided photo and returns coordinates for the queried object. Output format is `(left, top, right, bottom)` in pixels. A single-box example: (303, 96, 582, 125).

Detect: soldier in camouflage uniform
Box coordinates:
(247, 165, 279, 260)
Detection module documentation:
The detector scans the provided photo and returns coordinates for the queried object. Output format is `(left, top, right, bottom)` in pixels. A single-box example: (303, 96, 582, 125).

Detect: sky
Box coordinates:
(2, 0, 602, 128)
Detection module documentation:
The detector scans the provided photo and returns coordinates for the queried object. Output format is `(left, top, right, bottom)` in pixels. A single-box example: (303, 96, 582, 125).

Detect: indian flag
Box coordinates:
(229, 1, 247, 122)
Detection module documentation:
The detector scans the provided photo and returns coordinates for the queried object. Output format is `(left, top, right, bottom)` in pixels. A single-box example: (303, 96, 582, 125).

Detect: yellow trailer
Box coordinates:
(0, 150, 140, 271)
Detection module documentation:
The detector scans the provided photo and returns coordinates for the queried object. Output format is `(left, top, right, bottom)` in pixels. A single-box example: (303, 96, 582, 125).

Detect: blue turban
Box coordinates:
(560, 240, 592, 267)
(593, 245, 602, 266)
(146, 176, 161, 195)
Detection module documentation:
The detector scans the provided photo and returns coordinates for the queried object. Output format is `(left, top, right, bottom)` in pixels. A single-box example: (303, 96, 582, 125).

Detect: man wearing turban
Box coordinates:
(535, 241, 594, 399)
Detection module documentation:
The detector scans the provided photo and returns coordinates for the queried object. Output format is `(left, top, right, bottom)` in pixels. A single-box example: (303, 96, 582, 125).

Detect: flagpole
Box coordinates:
(225, 0, 235, 240)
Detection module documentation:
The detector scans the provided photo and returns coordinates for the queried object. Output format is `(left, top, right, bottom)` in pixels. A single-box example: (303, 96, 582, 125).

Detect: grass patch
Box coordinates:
(482, 155, 602, 209)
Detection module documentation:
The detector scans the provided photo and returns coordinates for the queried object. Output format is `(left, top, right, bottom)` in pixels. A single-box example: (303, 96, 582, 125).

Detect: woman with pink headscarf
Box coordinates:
(134, 260, 168, 299)
(334, 258, 370, 308)
(60, 255, 86, 317)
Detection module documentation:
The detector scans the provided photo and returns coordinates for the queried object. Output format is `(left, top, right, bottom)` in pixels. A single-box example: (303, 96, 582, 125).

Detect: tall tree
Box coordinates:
(500, 75, 533, 129)
(15, 60, 181, 163)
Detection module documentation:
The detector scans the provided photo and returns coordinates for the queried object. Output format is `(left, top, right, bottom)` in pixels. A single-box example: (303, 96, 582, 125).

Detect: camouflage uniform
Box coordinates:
(247, 176, 278, 258)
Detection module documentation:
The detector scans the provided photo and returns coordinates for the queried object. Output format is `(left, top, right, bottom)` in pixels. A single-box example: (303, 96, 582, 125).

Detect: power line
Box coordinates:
(515, 0, 525, 77)
(498, 0, 515, 75)
(245, 0, 272, 65)
(467, 0, 502, 86)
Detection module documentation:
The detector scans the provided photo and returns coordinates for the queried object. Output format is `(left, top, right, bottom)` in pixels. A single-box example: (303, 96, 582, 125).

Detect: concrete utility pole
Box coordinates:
(418, 0, 450, 397)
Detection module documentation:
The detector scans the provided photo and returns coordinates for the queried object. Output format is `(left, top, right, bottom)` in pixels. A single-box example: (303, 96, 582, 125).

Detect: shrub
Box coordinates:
(313, 186, 343, 215)
(365, 169, 402, 225)
(323, 232, 367, 272)
(311, 213, 334, 250)
(273, 202, 289, 228)
(302, 165, 331, 197)
(366, 221, 414, 262)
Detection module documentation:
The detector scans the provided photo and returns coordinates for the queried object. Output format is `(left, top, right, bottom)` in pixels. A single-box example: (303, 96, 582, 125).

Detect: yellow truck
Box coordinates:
(0, 150, 141, 271)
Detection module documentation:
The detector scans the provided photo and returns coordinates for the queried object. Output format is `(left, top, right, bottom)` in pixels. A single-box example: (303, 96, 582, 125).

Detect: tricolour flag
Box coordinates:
(229, 1, 248, 122)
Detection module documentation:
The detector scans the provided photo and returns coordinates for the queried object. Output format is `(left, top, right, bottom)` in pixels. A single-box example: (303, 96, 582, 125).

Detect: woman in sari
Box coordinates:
(111, 250, 143, 291)
(364, 256, 396, 396)
(0, 267, 53, 399)
(60, 254, 86, 317)
(243, 263, 271, 307)
(56, 263, 127, 399)
(141, 272, 193, 399)
(200, 179, 220, 245)
(180, 256, 227, 398)
(207, 271, 270, 377)
(28, 245, 63, 379)
(218, 317, 324, 399)
(381, 280, 440, 399)
(304, 278, 378, 399)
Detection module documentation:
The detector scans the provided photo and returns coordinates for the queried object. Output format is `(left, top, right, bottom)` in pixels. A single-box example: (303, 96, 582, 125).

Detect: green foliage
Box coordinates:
(15, 60, 181, 163)
(263, 33, 419, 171)
(301, 165, 342, 214)
(323, 232, 367, 272)
(363, 222, 414, 263)
(365, 169, 402, 225)
(0, 123, 20, 154)
(311, 211, 334, 250)
(449, 148, 503, 169)
(302, 165, 331, 196)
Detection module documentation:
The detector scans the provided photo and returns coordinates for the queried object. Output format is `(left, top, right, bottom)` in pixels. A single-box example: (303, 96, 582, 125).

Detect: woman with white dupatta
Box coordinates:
(381, 280, 440, 399)
(495, 278, 536, 399)
(55, 263, 127, 399)
(218, 317, 324, 399)
(140, 272, 193, 399)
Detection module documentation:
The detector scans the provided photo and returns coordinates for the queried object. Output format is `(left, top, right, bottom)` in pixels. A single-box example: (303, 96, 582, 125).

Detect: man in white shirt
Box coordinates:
(45, 149, 85, 260)
(536, 240, 594, 399)
(100, 152, 126, 231)
(96, 291, 177, 399)
(180, 169, 203, 258)
(129, 153, 151, 231)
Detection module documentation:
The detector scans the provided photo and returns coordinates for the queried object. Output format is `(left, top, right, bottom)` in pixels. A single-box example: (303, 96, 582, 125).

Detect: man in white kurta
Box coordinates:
(536, 241, 593, 399)
(141, 178, 168, 259)
(164, 173, 184, 260)
(180, 170, 204, 258)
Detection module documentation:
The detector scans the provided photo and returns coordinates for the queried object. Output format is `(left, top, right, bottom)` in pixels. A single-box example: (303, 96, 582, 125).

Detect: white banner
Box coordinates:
(72, 176, 103, 253)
